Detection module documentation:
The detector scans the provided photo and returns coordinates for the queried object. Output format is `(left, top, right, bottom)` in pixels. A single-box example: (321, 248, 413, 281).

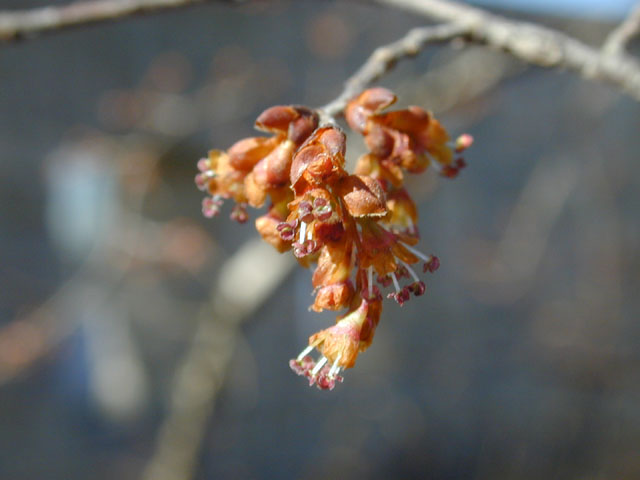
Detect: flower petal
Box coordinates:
(227, 136, 279, 171)
(345, 87, 397, 133)
(335, 174, 387, 218)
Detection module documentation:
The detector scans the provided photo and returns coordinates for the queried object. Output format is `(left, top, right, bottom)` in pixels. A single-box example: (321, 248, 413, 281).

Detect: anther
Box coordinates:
(400, 260, 420, 283)
(401, 243, 439, 273)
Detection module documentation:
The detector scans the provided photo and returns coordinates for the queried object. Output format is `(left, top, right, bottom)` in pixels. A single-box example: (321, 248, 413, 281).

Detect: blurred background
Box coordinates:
(1, 0, 639, 479)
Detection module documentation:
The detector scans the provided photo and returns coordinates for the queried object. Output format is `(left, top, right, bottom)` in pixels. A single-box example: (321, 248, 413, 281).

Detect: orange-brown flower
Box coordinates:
(347, 87, 472, 185)
(289, 295, 382, 390)
(196, 105, 318, 220)
(357, 218, 438, 306)
(311, 237, 354, 312)
(278, 187, 345, 260)
(383, 186, 419, 240)
(290, 126, 347, 195)
(197, 87, 471, 391)
(334, 174, 387, 218)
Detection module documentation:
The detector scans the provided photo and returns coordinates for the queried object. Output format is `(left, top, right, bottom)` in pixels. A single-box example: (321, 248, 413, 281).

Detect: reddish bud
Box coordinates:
(345, 87, 397, 133)
(290, 127, 347, 193)
(228, 136, 278, 171)
(255, 105, 318, 143)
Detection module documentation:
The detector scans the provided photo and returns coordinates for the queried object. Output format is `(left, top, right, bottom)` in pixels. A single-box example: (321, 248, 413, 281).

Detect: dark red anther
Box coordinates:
(388, 291, 405, 306)
(277, 221, 296, 241)
(289, 356, 315, 377)
(361, 285, 381, 302)
(409, 281, 426, 296)
(313, 197, 327, 208)
(293, 239, 319, 258)
(400, 286, 411, 302)
(423, 255, 439, 273)
(313, 205, 332, 221)
(315, 372, 338, 390)
(230, 204, 249, 223)
(297, 201, 313, 221)
(395, 266, 409, 279)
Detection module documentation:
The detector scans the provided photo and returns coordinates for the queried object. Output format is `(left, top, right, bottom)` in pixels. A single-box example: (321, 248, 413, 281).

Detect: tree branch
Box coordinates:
(602, 1, 640, 56)
(319, 22, 468, 121)
(141, 239, 295, 480)
(0, 0, 222, 42)
(3, 0, 640, 103)
(370, 0, 640, 101)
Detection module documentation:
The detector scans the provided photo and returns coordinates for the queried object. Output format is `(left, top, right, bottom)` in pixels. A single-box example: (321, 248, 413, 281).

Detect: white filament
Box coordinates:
(328, 353, 342, 377)
(296, 345, 314, 362)
(299, 221, 307, 243)
(401, 242, 432, 263)
(311, 356, 328, 376)
(401, 260, 420, 282)
(390, 272, 401, 293)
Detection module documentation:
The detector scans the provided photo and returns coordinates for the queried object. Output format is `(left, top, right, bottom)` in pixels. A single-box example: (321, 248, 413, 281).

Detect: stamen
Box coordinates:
(230, 203, 249, 223)
(405, 219, 419, 237)
(298, 201, 313, 219)
(202, 195, 224, 218)
(328, 353, 342, 377)
(400, 260, 420, 282)
(311, 356, 328, 376)
(390, 272, 401, 293)
(429, 160, 442, 173)
(401, 242, 432, 263)
(299, 221, 307, 243)
(395, 265, 409, 279)
(296, 345, 314, 362)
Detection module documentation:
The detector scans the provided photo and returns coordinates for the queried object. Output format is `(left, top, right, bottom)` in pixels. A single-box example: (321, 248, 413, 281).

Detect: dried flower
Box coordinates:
(196, 88, 471, 390)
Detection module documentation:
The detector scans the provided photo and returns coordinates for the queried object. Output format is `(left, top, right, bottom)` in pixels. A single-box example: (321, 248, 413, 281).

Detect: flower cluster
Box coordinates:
(196, 88, 472, 390)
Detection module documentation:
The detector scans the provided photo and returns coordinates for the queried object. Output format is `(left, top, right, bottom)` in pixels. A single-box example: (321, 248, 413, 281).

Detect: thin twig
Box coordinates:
(0, 0, 224, 42)
(3, 0, 640, 103)
(318, 22, 468, 121)
(370, 0, 640, 101)
(602, 1, 640, 56)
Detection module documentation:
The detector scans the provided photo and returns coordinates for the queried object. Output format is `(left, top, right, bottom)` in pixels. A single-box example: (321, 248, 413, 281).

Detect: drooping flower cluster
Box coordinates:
(196, 88, 472, 390)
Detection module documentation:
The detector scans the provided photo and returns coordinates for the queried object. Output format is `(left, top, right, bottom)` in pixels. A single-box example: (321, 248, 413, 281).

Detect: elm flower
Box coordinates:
(195, 105, 318, 221)
(289, 295, 381, 390)
(195, 88, 472, 390)
(347, 87, 472, 185)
